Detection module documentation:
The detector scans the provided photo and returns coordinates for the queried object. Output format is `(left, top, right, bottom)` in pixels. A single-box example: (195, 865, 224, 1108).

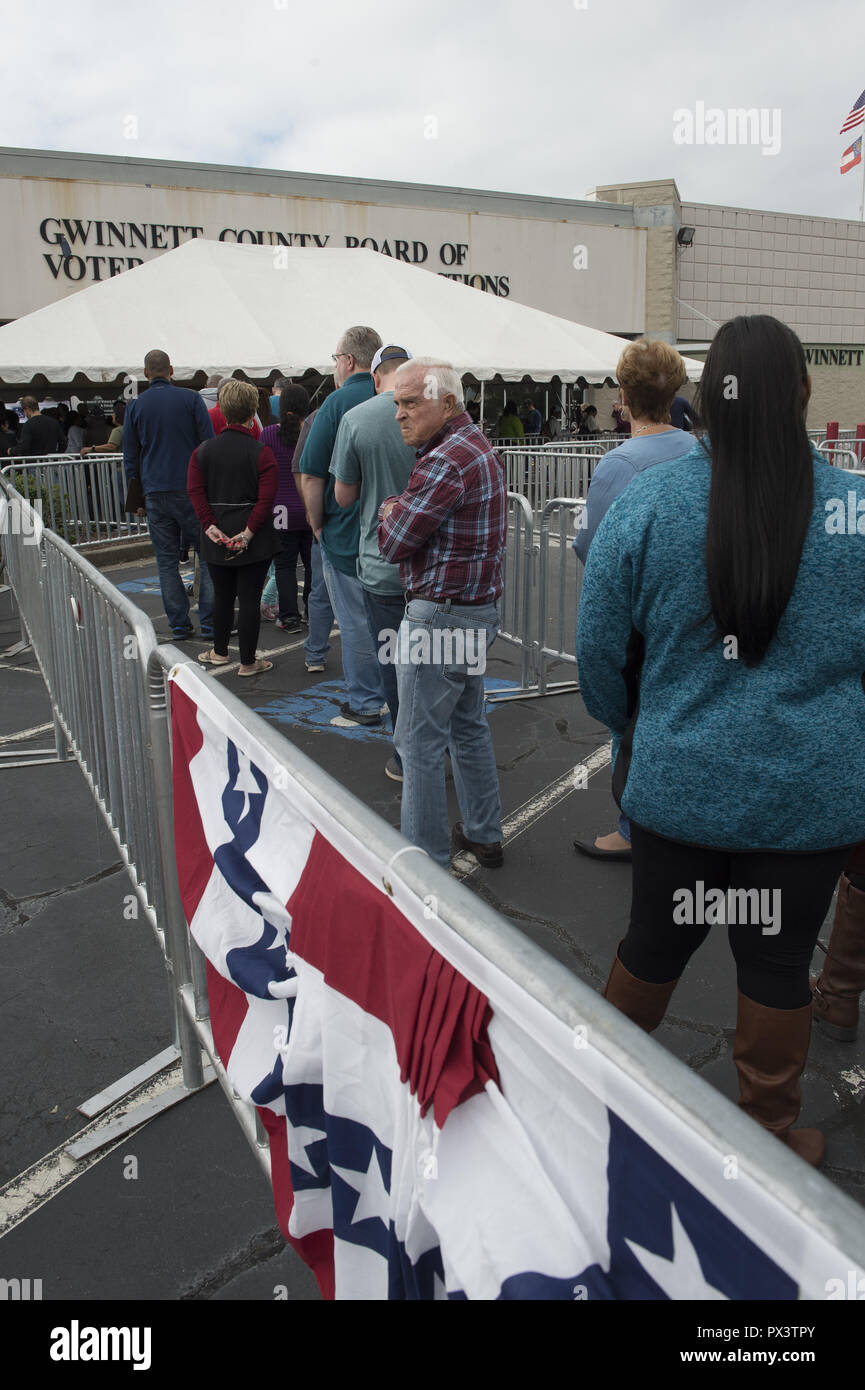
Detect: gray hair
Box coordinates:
(338, 326, 383, 369)
(395, 356, 465, 410)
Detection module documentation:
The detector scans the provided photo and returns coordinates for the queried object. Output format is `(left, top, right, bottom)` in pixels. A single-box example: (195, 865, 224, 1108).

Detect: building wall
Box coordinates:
(677, 202, 865, 344)
(598, 184, 865, 426)
(801, 353, 865, 430)
(592, 179, 683, 342)
(0, 151, 647, 334)
(676, 201, 865, 425)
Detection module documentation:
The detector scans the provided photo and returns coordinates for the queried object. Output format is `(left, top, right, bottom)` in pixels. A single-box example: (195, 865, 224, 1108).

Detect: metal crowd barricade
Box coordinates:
(490, 492, 538, 699)
(810, 427, 858, 442)
(0, 472, 206, 1128)
(2, 469, 865, 1287)
(487, 434, 546, 450)
(817, 443, 862, 470)
(490, 491, 586, 703)
(536, 499, 585, 697)
(0, 485, 72, 763)
(1, 454, 149, 546)
(498, 445, 604, 515)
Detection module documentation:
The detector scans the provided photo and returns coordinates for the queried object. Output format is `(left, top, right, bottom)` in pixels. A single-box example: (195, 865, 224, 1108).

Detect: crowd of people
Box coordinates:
(3, 318, 862, 1172)
(117, 335, 505, 863)
(493, 396, 604, 439)
(0, 397, 122, 457)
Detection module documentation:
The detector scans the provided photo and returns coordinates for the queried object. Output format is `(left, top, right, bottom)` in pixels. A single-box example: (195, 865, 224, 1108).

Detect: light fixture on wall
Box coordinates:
(677, 226, 696, 247)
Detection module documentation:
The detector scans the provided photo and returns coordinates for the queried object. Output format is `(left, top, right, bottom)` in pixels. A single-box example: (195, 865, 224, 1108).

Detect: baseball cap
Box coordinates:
(370, 344, 413, 373)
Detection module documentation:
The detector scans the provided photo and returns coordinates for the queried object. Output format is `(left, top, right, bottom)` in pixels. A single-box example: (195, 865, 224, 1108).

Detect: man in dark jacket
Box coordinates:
(9, 397, 66, 456)
(123, 348, 215, 639)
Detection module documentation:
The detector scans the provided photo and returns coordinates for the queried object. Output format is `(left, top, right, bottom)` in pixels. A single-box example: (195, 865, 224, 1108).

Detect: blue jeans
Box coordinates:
(145, 490, 213, 634)
(304, 539, 334, 665)
(619, 813, 631, 842)
(320, 552, 385, 715)
(362, 587, 406, 755)
(394, 598, 502, 867)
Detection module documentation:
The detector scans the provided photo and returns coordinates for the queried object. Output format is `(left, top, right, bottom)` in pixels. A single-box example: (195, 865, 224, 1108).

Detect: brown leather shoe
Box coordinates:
(602, 948, 678, 1033)
(733, 991, 825, 1167)
(451, 822, 503, 868)
(811, 874, 865, 1041)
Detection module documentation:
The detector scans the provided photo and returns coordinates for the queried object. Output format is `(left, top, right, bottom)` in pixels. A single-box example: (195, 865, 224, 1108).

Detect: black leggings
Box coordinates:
(846, 841, 865, 893)
(620, 822, 854, 1009)
(273, 529, 312, 621)
(207, 559, 270, 665)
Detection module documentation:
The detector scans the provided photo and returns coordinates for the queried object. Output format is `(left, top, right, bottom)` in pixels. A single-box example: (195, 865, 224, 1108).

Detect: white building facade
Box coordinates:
(1, 152, 863, 426)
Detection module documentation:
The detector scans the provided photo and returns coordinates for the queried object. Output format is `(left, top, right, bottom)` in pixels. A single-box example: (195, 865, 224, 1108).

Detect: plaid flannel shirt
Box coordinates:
(377, 413, 506, 602)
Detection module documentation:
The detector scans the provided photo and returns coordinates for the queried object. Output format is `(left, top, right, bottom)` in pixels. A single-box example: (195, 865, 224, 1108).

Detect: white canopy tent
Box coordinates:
(0, 238, 703, 386)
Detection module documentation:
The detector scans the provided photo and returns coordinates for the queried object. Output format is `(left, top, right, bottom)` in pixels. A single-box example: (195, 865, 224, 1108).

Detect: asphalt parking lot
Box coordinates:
(0, 548, 863, 1305)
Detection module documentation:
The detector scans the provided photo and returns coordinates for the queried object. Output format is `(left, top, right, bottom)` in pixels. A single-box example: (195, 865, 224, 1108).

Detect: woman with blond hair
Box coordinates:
(188, 379, 279, 677)
(573, 337, 696, 861)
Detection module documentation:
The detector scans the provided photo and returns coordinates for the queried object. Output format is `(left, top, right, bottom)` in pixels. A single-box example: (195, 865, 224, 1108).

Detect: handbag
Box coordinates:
(123, 475, 144, 513)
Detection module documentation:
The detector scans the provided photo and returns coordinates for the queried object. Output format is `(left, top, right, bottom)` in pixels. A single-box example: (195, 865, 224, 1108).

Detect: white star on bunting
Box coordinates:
(331, 1147, 391, 1227)
(626, 1205, 728, 1300)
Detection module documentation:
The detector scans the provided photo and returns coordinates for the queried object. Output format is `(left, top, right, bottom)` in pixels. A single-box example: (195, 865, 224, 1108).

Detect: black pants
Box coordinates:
(361, 587, 405, 743)
(274, 530, 312, 621)
(208, 559, 270, 665)
(620, 822, 854, 1009)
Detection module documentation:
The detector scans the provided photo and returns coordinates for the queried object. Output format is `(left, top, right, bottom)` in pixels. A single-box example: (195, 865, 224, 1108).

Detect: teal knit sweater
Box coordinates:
(576, 446, 865, 852)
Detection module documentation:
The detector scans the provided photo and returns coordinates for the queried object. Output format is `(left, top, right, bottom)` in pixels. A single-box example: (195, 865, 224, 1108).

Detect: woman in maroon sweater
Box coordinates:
(188, 380, 279, 676)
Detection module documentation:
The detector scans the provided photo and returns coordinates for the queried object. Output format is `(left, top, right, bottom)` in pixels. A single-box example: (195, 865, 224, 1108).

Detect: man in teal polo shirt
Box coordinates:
(331, 344, 416, 777)
(297, 325, 386, 723)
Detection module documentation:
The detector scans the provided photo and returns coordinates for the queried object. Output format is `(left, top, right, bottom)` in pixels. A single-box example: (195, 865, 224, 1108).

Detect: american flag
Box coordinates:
(168, 662, 862, 1300)
(840, 89, 865, 134)
(842, 137, 863, 175)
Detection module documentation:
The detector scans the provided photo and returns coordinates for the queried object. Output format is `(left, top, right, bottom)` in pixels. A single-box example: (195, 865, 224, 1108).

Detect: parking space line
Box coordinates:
(452, 741, 611, 878)
(0, 721, 54, 744)
(0, 1062, 205, 1239)
(200, 636, 308, 678)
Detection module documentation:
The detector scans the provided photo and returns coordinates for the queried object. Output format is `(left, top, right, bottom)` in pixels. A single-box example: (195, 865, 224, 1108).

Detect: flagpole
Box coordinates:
(860, 141, 864, 220)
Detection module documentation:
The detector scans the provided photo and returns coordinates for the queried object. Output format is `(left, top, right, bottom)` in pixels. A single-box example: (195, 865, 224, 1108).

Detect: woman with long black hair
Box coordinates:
(576, 315, 865, 1165)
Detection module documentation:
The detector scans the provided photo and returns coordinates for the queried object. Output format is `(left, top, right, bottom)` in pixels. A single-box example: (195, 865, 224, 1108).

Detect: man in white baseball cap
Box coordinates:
(331, 345, 416, 779)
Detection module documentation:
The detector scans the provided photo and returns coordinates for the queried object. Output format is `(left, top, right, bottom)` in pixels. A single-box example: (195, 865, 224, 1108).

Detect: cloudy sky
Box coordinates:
(2, 0, 864, 220)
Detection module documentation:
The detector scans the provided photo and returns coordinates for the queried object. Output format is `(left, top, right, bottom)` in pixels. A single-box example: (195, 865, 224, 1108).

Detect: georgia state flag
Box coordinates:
(169, 664, 861, 1301)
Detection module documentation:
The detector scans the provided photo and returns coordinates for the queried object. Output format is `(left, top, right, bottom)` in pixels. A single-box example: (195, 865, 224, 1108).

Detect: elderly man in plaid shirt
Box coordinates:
(378, 357, 506, 869)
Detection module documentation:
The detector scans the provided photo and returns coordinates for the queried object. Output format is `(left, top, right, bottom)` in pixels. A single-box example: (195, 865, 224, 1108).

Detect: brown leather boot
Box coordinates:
(603, 948, 679, 1033)
(733, 991, 825, 1167)
(810, 874, 865, 1042)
